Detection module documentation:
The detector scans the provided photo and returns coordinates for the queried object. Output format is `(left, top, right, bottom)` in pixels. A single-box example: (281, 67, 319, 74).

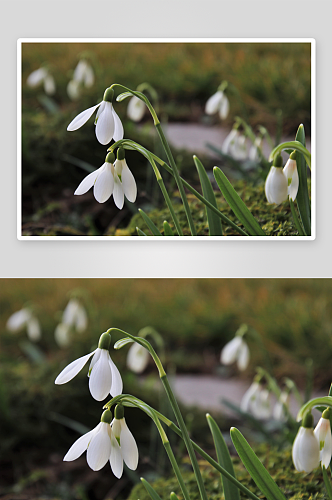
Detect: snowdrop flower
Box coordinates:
(113, 147, 137, 209)
(75, 152, 116, 204)
(67, 87, 124, 145)
(127, 95, 146, 122)
(273, 391, 290, 422)
(27, 67, 56, 96)
(67, 79, 81, 101)
(241, 381, 272, 420)
(249, 136, 263, 162)
(55, 332, 122, 401)
(127, 342, 149, 373)
(73, 59, 94, 88)
(205, 90, 229, 120)
(64, 409, 123, 476)
(222, 129, 248, 160)
(220, 335, 250, 371)
(265, 155, 288, 205)
(54, 322, 71, 347)
(63, 298, 88, 333)
(6, 308, 41, 342)
(283, 152, 299, 201)
(314, 409, 332, 468)
(293, 412, 320, 473)
(111, 404, 139, 477)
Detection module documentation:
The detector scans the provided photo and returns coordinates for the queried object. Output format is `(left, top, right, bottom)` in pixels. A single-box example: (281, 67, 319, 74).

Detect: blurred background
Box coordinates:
(21, 42, 311, 236)
(0, 278, 330, 499)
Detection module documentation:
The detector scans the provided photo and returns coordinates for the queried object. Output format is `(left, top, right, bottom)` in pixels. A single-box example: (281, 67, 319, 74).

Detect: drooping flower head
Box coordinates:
(111, 404, 139, 477)
(240, 379, 272, 420)
(55, 332, 122, 401)
(113, 147, 137, 209)
(273, 390, 290, 422)
(67, 87, 124, 145)
(27, 66, 56, 96)
(127, 342, 150, 374)
(265, 154, 288, 205)
(205, 81, 229, 120)
(62, 298, 88, 333)
(222, 128, 248, 161)
(283, 151, 299, 201)
(6, 307, 41, 342)
(292, 411, 320, 473)
(314, 408, 332, 469)
(67, 59, 95, 101)
(220, 325, 250, 371)
(249, 136, 263, 162)
(127, 95, 146, 122)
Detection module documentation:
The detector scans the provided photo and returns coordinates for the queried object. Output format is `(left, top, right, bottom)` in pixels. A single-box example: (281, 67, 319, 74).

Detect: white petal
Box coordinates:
(113, 175, 124, 209)
(119, 419, 139, 470)
(63, 299, 79, 326)
(254, 389, 272, 420)
(283, 159, 299, 201)
(219, 95, 229, 120)
(73, 60, 87, 82)
(265, 167, 288, 205)
(127, 96, 145, 122)
(84, 65, 95, 88)
(44, 74, 56, 95)
(87, 423, 112, 471)
(6, 309, 31, 332)
(88, 348, 101, 377)
(55, 349, 96, 385)
(109, 357, 123, 397)
(27, 317, 41, 341)
(205, 91, 223, 115)
(109, 429, 123, 478)
(64, 423, 101, 461)
(95, 101, 105, 122)
(296, 428, 320, 473)
(93, 163, 114, 203)
(112, 419, 121, 439)
(54, 323, 71, 347)
(75, 305, 88, 333)
(67, 102, 101, 132)
(220, 336, 242, 365)
(127, 343, 149, 373)
(121, 163, 137, 203)
(112, 108, 124, 142)
(222, 129, 238, 154)
(292, 427, 305, 471)
(89, 349, 113, 401)
(95, 101, 115, 145)
(74, 166, 103, 196)
(322, 428, 332, 468)
(237, 341, 250, 371)
(240, 382, 260, 413)
(230, 134, 248, 161)
(27, 68, 47, 87)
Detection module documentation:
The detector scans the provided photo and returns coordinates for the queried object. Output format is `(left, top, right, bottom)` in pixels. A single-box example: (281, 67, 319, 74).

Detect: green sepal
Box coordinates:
(103, 87, 114, 102)
(302, 411, 313, 428)
(101, 409, 113, 424)
(114, 404, 125, 420)
(105, 152, 115, 164)
(117, 147, 125, 160)
(98, 332, 111, 350)
(272, 154, 283, 168)
(114, 337, 135, 349)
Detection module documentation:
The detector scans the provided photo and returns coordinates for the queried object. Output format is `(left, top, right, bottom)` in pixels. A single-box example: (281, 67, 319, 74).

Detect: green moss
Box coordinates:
(128, 444, 326, 500)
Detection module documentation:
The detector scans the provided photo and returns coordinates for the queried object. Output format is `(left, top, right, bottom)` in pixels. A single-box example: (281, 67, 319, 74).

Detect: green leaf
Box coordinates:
(297, 396, 332, 421)
(163, 221, 174, 236)
(141, 478, 163, 500)
(62, 154, 95, 173)
(207, 414, 240, 500)
(116, 91, 133, 102)
(19, 341, 45, 364)
(295, 124, 311, 236)
(213, 167, 265, 236)
(323, 467, 332, 500)
(136, 227, 148, 236)
(193, 156, 223, 235)
(289, 199, 305, 236)
(114, 338, 135, 349)
(170, 493, 180, 500)
(138, 209, 163, 236)
(230, 427, 287, 500)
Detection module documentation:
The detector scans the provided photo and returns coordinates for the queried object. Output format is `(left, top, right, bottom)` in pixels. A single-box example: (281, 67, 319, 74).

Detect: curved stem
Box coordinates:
(269, 141, 311, 170)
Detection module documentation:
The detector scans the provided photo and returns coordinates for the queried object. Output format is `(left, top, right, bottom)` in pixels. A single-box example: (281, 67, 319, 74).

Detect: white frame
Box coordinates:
(17, 38, 316, 241)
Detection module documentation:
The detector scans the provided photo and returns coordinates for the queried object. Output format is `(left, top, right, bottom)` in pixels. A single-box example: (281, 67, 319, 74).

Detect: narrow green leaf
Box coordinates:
(136, 227, 148, 236)
(19, 341, 45, 364)
(170, 493, 180, 500)
(141, 478, 163, 500)
(207, 415, 240, 500)
(163, 221, 174, 236)
(290, 200, 305, 236)
(323, 467, 332, 500)
(295, 125, 311, 235)
(138, 209, 162, 236)
(116, 91, 133, 102)
(297, 396, 332, 421)
(230, 427, 287, 500)
(213, 167, 265, 236)
(193, 156, 223, 235)
(114, 338, 135, 349)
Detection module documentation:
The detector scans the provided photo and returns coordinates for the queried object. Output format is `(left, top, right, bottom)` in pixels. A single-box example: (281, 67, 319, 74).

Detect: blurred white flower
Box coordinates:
(241, 381, 272, 420)
(222, 129, 248, 161)
(113, 157, 137, 209)
(293, 416, 320, 473)
(112, 413, 139, 476)
(67, 87, 123, 145)
(314, 410, 332, 468)
(241, 381, 261, 413)
(74, 153, 115, 204)
(249, 137, 263, 162)
(27, 67, 56, 96)
(55, 333, 122, 401)
(73, 60, 94, 88)
(205, 90, 229, 120)
(127, 342, 149, 373)
(67, 79, 81, 101)
(220, 335, 249, 371)
(63, 298, 88, 333)
(265, 166, 288, 205)
(127, 96, 146, 122)
(63, 411, 123, 476)
(54, 323, 71, 347)
(273, 391, 290, 422)
(6, 308, 41, 342)
(283, 158, 299, 201)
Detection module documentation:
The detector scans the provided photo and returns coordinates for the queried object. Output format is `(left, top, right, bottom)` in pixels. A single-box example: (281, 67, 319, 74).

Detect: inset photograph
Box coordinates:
(19, 39, 314, 238)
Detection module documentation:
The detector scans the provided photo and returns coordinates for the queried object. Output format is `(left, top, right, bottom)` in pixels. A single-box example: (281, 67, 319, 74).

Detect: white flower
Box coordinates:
(55, 333, 122, 401)
(74, 158, 115, 204)
(67, 79, 81, 101)
(6, 308, 41, 342)
(220, 336, 250, 371)
(113, 158, 137, 209)
(63, 298, 88, 333)
(205, 90, 229, 120)
(127, 342, 149, 373)
(241, 381, 261, 413)
(265, 166, 288, 205)
(73, 60, 94, 88)
(273, 391, 290, 422)
(27, 67, 56, 96)
(63, 412, 123, 476)
(222, 129, 247, 160)
(314, 412, 332, 468)
(67, 87, 123, 145)
(241, 382, 272, 420)
(127, 96, 146, 122)
(54, 323, 71, 347)
(249, 137, 263, 162)
(283, 158, 299, 201)
(293, 424, 320, 473)
(112, 415, 139, 476)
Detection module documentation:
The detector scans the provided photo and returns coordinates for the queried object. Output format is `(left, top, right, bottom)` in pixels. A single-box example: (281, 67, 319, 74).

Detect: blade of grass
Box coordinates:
(136, 227, 148, 236)
(141, 478, 163, 500)
(138, 209, 162, 236)
(163, 221, 174, 236)
(289, 200, 305, 236)
(295, 124, 311, 235)
(323, 467, 332, 500)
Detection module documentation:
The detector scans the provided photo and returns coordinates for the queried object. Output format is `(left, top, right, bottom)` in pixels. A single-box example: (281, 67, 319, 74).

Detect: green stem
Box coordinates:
(155, 123, 197, 236)
(269, 141, 311, 170)
(289, 200, 305, 236)
(153, 416, 191, 500)
(160, 375, 208, 500)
